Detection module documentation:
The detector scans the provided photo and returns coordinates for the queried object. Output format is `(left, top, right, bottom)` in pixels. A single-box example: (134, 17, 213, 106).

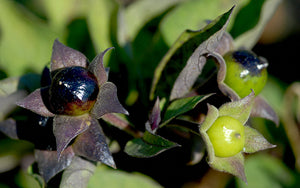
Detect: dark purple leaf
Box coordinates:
(53, 114, 91, 159)
(73, 119, 116, 168)
(50, 39, 88, 72)
(251, 96, 279, 125)
(149, 7, 234, 100)
(90, 82, 129, 119)
(16, 88, 55, 117)
(0, 118, 18, 139)
(148, 97, 161, 131)
(88, 47, 114, 86)
(35, 147, 75, 182)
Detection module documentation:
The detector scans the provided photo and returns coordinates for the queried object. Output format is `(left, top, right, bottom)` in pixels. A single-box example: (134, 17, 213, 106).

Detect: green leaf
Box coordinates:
(162, 95, 211, 126)
(42, 0, 86, 32)
(236, 154, 296, 188)
(87, 0, 116, 54)
(160, 0, 239, 46)
(88, 165, 162, 188)
(124, 130, 179, 158)
(0, 0, 61, 76)
(15, 170, 44, 188)
(119, 0, 183, 45)
(231, 0, 282, 49)
(150, 7, 234, 100)
(60, 156, 96, 188)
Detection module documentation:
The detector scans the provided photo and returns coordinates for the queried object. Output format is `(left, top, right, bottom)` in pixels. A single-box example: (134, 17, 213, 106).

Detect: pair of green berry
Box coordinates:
(207, 50, 268, 157)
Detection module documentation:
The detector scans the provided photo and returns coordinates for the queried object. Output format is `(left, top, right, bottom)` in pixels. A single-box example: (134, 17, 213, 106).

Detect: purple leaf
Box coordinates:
(169, 8, 233, 100)
(50, 39, 88, 72)
(73, 119, 116, 168)
(251, 96, 279, 125)
(35, 147, 75, 182)
(0, 118, 18, 139)
(16, 88, 55, 117)
(88, 47, 114, 86)
(90, 82, 129, 119)
(148, 97, 161, 131)
(53, 114, 92, 159)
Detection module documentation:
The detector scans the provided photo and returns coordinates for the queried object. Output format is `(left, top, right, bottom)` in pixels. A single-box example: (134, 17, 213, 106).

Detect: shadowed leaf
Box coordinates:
(35, 147, 75, 182)
(125, 130, 179, 158)
(50, 39, 88, 72)
(53, 114, 91, 159)
(90, 82, 129, 119)
(232, 0, 282, 49)
(244, 126, 276, 153)
(88, 47, 113, 86)
(0, 90, 27, 120)
(73, 119, 116, 168)
(60, 156, 96, 188)
(16, 88, 55, 117)
(148, 97, 161, 131)
(162, 95, 212, 127)
(150, 7, 234, 100)
(0, 118, 18, 139)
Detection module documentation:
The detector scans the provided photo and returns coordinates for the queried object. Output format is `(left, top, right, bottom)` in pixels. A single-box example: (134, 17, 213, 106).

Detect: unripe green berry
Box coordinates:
(223, 50, 268, 98)
(207, 116, 245, 157)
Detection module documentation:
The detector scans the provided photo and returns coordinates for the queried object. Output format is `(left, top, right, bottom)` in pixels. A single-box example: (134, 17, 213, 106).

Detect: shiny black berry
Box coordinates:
(49, 66, 99, 116)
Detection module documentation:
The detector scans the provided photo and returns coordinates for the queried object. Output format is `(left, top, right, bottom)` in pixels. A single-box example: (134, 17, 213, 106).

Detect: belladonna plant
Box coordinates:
(199, 92, 275, 182)
(1, 40, 128, 182)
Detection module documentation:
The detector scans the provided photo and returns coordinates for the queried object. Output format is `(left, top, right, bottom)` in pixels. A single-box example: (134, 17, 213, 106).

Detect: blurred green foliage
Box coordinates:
(1, 0, 300, 187)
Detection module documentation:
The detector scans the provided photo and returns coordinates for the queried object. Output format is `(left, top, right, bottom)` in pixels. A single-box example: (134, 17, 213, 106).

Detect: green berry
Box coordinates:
(223, 50, 268, 98)
(207, 116, 245, 157)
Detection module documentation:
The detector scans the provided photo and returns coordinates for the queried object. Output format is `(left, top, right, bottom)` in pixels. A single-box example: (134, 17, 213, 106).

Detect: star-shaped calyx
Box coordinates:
(199, 92, 275, 182)
(15, 39, 128, 181)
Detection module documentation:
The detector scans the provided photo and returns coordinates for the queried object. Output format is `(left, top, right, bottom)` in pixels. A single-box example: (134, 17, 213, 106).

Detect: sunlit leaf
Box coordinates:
(119, 0, 183, 45)
(0, 0, 60, 76)
(236, 154, 296, 188)
(60, 156, 96, 188)
(160, 0, 239, 46)
(232, 0, 282, 49)
(88, 165, 162, 188)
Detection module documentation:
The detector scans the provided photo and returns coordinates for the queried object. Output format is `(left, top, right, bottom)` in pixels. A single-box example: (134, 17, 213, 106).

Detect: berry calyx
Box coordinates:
(207, 116, 245, 157)
(49, 66, 99, 116)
